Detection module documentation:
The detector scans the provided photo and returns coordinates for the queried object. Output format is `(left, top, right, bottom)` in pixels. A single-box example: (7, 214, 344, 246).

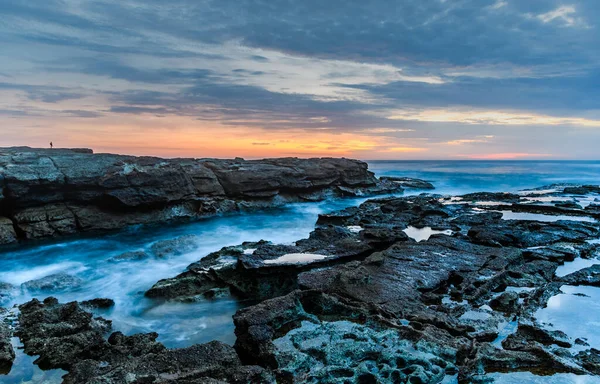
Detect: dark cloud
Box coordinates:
(340, 70, 600, 114)
(0, 82, 85, 103)
(109, 106, 173, 114)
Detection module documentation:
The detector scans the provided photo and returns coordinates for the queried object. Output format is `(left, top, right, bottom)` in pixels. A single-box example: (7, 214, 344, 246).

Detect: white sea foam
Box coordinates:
(0, 261, 87, 286)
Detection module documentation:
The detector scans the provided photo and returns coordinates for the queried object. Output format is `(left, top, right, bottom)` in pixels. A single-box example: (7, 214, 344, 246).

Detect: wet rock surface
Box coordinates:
(0, 309, 15, 374)
(379, 176, 435, 190)
(5, 182, 600, 383)
(15, 297, 273, 383)
(230, 186, 600, 382)
(0, 147, 401, 245)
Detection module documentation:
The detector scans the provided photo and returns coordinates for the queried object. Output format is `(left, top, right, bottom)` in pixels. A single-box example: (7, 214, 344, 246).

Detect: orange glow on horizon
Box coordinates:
(1, 114, 429, 159)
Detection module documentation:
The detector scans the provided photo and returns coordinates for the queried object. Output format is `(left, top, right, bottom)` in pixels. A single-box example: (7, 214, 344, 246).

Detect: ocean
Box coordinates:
(368, 160, 600, 195)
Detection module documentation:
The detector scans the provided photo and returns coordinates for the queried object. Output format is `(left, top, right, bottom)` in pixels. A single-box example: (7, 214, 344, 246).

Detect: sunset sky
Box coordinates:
(1, 0, 599, 159)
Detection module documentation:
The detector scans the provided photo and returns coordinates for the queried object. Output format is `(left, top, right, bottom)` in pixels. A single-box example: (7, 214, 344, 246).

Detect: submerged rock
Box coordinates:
(21, 273, 83, 292)
(150, 235, 200, 258)
(108, 250, 150, 262)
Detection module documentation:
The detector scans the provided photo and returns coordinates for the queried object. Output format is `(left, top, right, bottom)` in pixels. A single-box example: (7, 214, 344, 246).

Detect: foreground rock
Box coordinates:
(0, 147, 402, 245)
(0, 309, 14, 375)
(145, 186, 600, 382)
(8, 184, 600, 382)
(16, 297, 273, 383)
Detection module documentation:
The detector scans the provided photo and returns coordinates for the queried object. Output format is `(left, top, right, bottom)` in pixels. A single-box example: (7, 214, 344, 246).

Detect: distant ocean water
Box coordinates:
(368, 160, 600, 196)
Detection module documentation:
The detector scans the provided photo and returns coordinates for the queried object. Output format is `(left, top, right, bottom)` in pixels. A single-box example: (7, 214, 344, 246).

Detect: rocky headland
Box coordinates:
(0, 147, 407, 246)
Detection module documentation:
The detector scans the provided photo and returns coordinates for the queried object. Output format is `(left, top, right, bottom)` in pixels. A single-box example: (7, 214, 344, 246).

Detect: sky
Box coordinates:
(1, 0, 599, 160)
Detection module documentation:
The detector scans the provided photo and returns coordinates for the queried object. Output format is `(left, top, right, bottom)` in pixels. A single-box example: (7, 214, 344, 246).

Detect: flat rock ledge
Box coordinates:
(0, 147, 407, 245)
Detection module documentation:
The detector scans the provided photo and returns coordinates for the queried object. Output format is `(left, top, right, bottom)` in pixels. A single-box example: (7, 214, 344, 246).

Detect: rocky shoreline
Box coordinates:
(1, 158, 600, 382)
(0, 147, 406, 246)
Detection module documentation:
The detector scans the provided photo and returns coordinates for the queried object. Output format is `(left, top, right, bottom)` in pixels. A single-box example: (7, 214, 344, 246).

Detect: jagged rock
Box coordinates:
(468, 221, 597, 248)
(146, 224, 400, 302)
(379, 176, 435, 190)
(11, 184, 600, 381)
(16, 297, 112, 369)
(556, 201, 583, 209)
(81, 298, 115, 310)
(489, 292, 519, 313)
(563, 185, 600, 195)
(16, 297, 274, 383)
(0, 312, 14, 375)
(577, 349, 600, 375)
(0, 217, 17, 245)
(560, 264, 600, 286)
(460, 192, 521, 203)
(21, 273, 83, 292)
(503, 323, 572, 349)
(273, 320, 448, 383)
(0, 147, 398, 245)
(227, 191, 600, 380)
(150, 235, 200, 258)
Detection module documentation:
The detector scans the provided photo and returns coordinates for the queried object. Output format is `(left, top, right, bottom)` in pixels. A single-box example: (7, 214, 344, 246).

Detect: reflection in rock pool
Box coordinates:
(535, 285, 600, 350)
(403, 226, 453, 242)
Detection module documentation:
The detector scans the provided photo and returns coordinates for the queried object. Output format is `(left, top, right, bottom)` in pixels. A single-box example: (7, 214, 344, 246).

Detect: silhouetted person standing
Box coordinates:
(50, 142, 53, 149)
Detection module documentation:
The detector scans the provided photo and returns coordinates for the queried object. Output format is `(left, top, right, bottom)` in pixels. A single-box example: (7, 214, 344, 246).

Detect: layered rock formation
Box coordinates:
(0, 147, 401, 245)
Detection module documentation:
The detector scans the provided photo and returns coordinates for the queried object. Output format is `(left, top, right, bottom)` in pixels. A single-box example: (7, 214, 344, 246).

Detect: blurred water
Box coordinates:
(369, 160, 600, 195)
(0, 160, 599, 382)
